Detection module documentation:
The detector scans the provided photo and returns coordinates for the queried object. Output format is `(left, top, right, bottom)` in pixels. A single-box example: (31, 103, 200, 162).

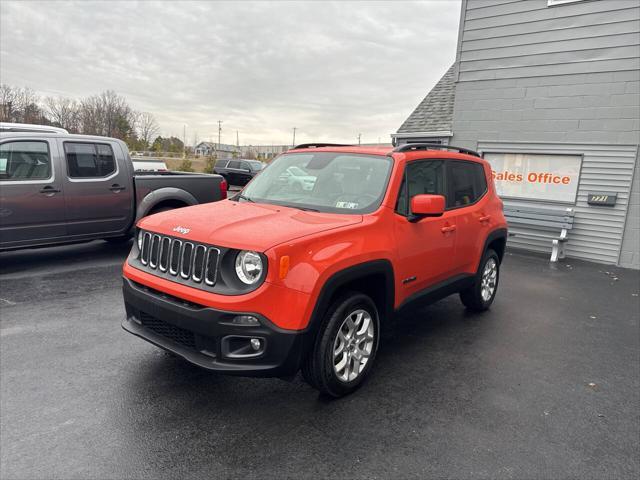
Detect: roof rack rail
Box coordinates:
(292, 143, 354, 149)
(392, 143, 481, 158)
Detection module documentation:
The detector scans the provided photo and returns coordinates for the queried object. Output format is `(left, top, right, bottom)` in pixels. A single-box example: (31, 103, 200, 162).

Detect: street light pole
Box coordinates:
(292, 127, 297, 147)
(218, 120, 223, 153)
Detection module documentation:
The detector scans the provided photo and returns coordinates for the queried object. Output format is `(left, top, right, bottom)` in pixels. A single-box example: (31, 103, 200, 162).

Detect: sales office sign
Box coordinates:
(483, 153, 582, 203)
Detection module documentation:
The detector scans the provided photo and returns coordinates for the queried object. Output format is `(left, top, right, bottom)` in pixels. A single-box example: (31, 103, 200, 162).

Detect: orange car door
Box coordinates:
(393, 159, 457, 304)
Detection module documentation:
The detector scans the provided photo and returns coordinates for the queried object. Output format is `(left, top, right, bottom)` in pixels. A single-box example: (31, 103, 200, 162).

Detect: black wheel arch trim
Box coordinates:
(306, 259, 395, 335)
(482, 228, 508, 263)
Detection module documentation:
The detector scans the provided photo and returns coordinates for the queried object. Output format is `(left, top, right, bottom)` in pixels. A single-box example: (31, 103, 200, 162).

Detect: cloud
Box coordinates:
(0, 0, 461, 145)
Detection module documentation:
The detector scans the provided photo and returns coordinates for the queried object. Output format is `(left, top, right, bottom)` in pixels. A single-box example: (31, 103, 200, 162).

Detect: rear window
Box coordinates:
(65, 143, 116, 178)
(446, 161, 487, 208)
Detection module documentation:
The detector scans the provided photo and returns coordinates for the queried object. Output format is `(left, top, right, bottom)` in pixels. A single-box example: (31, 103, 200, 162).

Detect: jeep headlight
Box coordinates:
(235, 250, 263, 285)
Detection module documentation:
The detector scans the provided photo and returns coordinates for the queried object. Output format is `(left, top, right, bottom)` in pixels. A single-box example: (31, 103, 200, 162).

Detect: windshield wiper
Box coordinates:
(290, 205, 320, 212)
(236, 194, 254, 203)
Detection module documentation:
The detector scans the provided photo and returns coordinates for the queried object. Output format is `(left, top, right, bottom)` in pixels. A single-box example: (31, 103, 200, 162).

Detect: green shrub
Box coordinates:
(177, 158, 194, 172)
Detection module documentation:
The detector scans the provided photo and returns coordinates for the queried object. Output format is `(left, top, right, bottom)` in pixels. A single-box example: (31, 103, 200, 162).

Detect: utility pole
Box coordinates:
(357, 133, 362, 145)
(183, 124, 187, 158)
(292, 127, 297, 147)
(218, 120, 223, 152)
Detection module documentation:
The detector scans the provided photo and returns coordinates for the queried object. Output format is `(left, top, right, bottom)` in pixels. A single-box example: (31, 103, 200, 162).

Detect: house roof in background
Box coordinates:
(397, 63, 456, 135)
(195, 141, 237, 151)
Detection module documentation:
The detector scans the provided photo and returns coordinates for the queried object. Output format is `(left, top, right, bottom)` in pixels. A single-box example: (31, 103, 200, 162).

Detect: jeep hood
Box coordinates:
(139, 200, 363, 251)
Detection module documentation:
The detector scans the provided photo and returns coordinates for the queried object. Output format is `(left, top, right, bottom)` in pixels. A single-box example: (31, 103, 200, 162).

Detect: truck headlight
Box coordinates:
(235, 250, 263, 285)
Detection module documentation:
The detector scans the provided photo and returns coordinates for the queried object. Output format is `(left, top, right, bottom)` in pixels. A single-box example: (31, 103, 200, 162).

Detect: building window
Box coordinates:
(483, 152, 582, 204)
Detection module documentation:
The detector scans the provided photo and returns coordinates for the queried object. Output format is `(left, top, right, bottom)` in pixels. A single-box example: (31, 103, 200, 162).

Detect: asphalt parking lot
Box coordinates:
(1, 242, 638, 479)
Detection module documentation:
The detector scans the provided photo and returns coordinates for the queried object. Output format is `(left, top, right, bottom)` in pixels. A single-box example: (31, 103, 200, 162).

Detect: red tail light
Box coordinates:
(219, 179, 228, 199)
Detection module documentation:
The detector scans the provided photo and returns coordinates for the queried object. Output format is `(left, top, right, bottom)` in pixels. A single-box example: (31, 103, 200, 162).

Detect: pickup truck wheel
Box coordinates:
(301, 292, 379, 398)
(460, 249, 500, 312)
(148, 206, 175, 216)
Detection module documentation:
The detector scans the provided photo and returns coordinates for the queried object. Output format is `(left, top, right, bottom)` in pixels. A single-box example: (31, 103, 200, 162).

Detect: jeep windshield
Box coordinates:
(236, 152, 393, 214)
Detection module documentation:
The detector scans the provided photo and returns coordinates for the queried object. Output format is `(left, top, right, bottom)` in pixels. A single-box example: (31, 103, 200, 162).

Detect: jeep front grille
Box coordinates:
(139, 232, 220, 286)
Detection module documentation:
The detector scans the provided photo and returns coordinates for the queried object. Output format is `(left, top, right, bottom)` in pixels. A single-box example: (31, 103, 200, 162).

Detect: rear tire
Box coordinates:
(460, 249, 500, 312)
(301, 292, 380, 398)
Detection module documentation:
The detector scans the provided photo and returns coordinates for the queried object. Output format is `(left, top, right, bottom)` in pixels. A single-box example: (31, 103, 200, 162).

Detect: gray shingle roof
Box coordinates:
(397, 64, 456, 134)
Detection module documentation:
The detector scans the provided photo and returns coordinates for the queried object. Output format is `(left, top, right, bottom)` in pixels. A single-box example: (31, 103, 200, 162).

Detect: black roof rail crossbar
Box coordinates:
(292, 143, 354, 149)
(392, 143, 481, 158)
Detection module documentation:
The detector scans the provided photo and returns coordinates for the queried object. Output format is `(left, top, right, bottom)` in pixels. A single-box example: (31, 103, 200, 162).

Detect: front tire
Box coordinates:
(460, 249, 500, 311)
(302, 292, 380, 397)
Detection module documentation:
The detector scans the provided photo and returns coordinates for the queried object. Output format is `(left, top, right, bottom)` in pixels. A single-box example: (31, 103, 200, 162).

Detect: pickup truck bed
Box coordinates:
(0, 130, 226, 250)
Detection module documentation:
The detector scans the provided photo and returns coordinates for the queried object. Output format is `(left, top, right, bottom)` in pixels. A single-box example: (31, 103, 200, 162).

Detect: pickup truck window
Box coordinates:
(396, 160, 445, 216)
(65, 142, 116, 178)
(0, 141, 51, 181)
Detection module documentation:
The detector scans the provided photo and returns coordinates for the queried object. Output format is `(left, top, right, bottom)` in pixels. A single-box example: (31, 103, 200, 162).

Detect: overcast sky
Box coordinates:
(1, 0, 461, 146)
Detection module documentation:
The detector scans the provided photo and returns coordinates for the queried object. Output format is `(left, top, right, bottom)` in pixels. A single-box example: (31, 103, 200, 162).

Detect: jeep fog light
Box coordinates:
(232, 315, 260, 326)
(235, 250, 263, 285)
(250, 338, 261, 351)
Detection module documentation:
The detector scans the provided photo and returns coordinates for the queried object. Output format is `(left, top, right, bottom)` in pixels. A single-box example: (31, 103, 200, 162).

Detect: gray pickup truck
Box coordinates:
(0, 126, 227, 250)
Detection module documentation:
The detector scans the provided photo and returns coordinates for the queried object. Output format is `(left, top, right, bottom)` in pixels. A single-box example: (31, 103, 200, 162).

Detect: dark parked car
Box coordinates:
(0, 126, 227, 250)
(214, 158, 264, 186)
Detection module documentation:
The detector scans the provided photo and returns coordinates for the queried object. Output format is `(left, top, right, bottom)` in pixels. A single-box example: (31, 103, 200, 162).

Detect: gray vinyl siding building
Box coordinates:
(397, 0, 640, 268)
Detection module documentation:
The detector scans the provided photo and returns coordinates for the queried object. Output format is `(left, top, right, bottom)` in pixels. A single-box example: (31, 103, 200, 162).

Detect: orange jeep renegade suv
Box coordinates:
(122, 143, 508, 397)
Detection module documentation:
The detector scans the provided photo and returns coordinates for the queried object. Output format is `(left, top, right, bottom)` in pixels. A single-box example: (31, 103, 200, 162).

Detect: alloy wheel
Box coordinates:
(333, 309, 375, 382)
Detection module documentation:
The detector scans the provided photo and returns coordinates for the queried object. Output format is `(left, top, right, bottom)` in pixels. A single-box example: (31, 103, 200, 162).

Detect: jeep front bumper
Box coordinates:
(122, 277, 307, 377)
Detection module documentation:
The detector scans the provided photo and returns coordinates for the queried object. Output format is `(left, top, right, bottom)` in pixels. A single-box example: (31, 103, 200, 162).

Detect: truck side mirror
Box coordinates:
(409, 194, 445, 222)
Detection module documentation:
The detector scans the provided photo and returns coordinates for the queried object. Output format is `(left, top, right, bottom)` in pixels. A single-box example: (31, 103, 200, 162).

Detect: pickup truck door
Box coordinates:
(0, 138, 67, 246)
(59, 139, 134, 237)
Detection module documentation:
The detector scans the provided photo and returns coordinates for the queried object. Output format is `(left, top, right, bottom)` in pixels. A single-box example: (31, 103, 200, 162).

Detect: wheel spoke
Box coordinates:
(335, 352, 348, 373)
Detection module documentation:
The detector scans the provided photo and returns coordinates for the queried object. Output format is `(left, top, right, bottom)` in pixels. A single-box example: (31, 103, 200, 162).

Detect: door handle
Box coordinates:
(441, 225, 457, 234)
(479, 215, 491, 222)
(109, 184, 125, 192)
(39, 186, 61, 195)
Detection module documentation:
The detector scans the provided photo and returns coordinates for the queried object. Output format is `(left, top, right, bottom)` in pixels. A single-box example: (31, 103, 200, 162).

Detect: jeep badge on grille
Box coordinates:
(172, 226, 190, 235)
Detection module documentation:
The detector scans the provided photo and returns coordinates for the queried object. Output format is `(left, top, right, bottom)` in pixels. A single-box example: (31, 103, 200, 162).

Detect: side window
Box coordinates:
(446, 161, 486, 208)
(395, 160, 445, 216)
(0, 141, 51, 181)
(215, 159, 227, 168)
(65, 143, 116, 178)
(227, 160, 241, 169)
(240, 161, 250, 170)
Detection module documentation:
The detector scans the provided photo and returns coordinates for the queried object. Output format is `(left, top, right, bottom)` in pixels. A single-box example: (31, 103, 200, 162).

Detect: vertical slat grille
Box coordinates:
(137, 232, 220, 287)
(141, 232, 152, 265)
(149, 234, 161, 268)
(159, 237, 171, 272)
(180, 242, 194, 279)
(192, 245, 206, 282)
(170, 240, 182, 275)
(205, 248, 219, 285)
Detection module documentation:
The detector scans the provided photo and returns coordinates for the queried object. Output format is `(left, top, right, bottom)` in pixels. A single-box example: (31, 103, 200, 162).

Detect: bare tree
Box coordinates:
(136, 112, 160, 150)
(45, 96, 80, 132)
(0, 84, 18, 121)
(0, 85, 44, 123)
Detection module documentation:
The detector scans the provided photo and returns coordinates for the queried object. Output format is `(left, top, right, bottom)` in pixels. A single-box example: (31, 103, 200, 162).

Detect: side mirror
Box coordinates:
(409, 194, 445, 222)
